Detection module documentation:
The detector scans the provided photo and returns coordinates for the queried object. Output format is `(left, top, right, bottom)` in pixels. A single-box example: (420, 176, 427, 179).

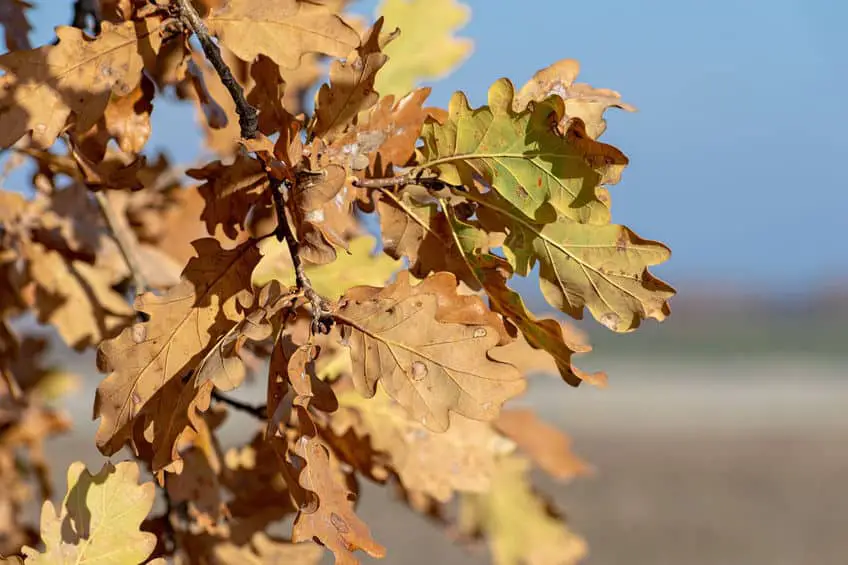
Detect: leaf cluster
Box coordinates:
(0, 0, 674, 563)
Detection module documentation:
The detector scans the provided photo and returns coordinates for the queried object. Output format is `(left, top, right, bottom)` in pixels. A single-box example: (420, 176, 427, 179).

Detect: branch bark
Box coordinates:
(174, 0, 258, 139)
(211, 389, 267, 420)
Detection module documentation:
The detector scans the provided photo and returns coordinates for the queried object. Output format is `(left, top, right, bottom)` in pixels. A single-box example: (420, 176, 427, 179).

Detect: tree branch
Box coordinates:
(211, 389, 267, 420)
(175, 0, 331, 332)
(271, 179, 332, 334)
(352, 174, 413, 189)
(174, 0, 258, 139)
(94, 191, 147, 297)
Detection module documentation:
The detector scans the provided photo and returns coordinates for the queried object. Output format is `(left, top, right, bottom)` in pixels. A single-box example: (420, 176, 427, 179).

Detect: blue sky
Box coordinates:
(11, 0, 848, 294)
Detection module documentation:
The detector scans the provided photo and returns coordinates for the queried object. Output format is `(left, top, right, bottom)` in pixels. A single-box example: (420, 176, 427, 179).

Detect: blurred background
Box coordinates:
(5, 1, 847, 564)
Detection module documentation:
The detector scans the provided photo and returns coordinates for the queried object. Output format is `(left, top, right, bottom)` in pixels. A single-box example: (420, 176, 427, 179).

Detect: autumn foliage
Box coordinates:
(0, 0, 674, 563)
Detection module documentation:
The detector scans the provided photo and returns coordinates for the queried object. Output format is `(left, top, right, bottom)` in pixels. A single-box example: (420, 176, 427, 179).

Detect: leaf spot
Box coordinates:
(410, 361, 428, 381)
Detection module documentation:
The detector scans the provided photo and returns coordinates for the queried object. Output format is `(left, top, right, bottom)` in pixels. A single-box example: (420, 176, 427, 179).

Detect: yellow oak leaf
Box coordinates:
(0, 19, 161, 149)
(458, 456, 587, 565)
(94, 238, 259, 461)
(206, 0, 360, 70)
(335, 271, 524, 431)
(374, 0, 472, 98)
(22, 461, 160, 565)
(501, 214, 675, 332)
(253, 235, 401, 299)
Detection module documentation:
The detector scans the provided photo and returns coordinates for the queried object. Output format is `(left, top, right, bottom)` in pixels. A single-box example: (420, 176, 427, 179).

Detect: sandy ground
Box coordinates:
(34, 355, 848, 564)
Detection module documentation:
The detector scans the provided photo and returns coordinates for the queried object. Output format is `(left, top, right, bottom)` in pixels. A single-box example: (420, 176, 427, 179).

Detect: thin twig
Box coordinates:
(94, 191, 147, 297)
(271, 179, 333, 333)
(211, 389, 267, 420)
(352, 174, 413, 189)
(174, 0, 258, 139)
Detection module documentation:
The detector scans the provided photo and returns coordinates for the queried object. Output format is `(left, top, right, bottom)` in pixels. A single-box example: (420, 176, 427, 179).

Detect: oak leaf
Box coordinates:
(503, 215, 675, 332)
(291, 435, 385, 565)
(329, 88, 433, 174)
(94, 238, 259, 462)
(335, 271, 524, 431)
(291, 164, 351, 264)
(311, 18, 396, 141)
(458, 456, 587, 565)
(417, 78, 628, 224)
(21, 241, 134, 350)
(494, 410, 591, 481)
(21, 461, 161, 565)
(446, 212, 604, 385)
(253, 235, 401, 299)
(375, 0, 472, 98)
(188, 153, 269, 241)
(246, 55, 291, 136)
(0, 20, 160, 149)
(202, 532, 323, 565)
(206, 0, 360, 70)
(514, 58, 637, 140)
(334, 388, 515, 502)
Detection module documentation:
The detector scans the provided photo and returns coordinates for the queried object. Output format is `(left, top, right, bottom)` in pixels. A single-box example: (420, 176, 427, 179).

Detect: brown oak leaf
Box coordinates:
(206, 0, 360, 70)
(335, 271, 524, 431)
(188, 153, 269, 241)
(291, 435, 385, 565)
(311, 17, 397, 141)
(0, 19, 161, 149)
(94, 238, 259, 461)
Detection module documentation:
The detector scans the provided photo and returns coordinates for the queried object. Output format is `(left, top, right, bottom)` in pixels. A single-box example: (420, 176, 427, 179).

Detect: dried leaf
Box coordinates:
(22, 241, 134, 350)
(0, 20, 161, 149)
(94, 239, 259, 462)
(417, 78, 626, 224)
(458, 456, 587, 565)
(335, 271, 524, 431)
(375, 0, 472, 98)
(335, 388, 515, 502)
(22, 461, 159, 565)
(207, 0, 360, 70)
(188, 153, 269, 241)
(291, 165, 350, 264)
(494, 410, 591, 481)
(514, 58, 637, 140)
(329, 88, 433, 174)
(291, 435, 385, 564)
(311, 18, 396, 141)
(247, 55, 291, 136)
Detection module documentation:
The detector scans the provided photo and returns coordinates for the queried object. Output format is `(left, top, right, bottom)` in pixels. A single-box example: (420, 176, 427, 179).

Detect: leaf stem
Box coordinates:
(211, 389, 267, 420)
(174, 0, 258, 139)
(94, 191, 147, 297)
